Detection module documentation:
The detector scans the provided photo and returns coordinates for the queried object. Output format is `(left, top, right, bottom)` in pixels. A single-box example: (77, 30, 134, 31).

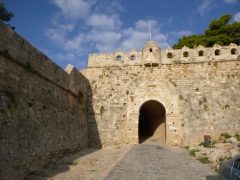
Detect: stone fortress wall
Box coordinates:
(0, 21, 93, 180)
(82, 41, 240, 148)
(1, 17, 240, 179)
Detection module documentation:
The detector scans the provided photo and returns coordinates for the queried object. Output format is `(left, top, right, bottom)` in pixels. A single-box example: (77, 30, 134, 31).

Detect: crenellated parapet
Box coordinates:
(88, 41, 240, 68)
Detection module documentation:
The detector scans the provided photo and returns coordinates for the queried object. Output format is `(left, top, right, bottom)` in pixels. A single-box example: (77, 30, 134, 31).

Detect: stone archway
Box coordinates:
(138, 100, 166, 143)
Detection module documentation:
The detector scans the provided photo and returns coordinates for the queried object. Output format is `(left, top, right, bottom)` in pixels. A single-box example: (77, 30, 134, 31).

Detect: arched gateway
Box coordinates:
(125, 80, 183, 145)
(139, 100, 166, 143)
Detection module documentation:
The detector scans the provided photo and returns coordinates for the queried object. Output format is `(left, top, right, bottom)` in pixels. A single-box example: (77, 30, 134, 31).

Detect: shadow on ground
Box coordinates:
(206, 175, 218, 180)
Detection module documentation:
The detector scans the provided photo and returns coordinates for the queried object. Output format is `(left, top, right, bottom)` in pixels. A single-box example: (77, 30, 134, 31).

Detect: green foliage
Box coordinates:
(179, 95, 183, 100)
(183, 146, 190, 150)
(189, 149, 200, 156)
(225, 104, 230, 109)
(219, 158, 224, 162)
(28, 102, 34, 107)
(109, 94, 112, 97)
(195, 87, 199, 92)
(213, 62, 218, 68)
(173, 14, 240, 49)
(170, 81, 177, 87)
(238, 55, 240, 60)
(181, 123, 184, 127)
(199, 142, 204, 146)
(235, 133, 240, 141)
(199, 100, 203, 106)
(221, 133, 232, 139)
(100, 105, 104, 119)
(28, 99, 36, 107)
(203, 97, 207, 103)
(26, 62, 35, 71)
(4, 48, 9, 54)
(197, 157, 211, 164)
(3, 90, 18, 109)
(126, 90, 129, 96)
(204, 105, 209, 111)
(0, 2, 15, 30)
(211, 141, 217, 147)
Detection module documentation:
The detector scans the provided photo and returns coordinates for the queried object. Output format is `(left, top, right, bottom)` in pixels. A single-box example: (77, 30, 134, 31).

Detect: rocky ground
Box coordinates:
(187, 134, 240, 172)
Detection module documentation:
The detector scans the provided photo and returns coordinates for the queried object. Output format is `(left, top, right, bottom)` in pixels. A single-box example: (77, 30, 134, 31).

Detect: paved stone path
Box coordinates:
(105, 144, 218, 180)
(26, 143, 218, 180)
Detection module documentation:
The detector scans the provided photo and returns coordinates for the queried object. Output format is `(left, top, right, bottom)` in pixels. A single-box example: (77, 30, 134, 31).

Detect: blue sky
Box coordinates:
(4, 0, 240, 70)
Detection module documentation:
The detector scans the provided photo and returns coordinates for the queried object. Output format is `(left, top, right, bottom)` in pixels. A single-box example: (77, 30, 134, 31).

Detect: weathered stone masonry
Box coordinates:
(0, 21, 92, 180)
(82, 41, 240, 148)
(1, 18, 240, 180)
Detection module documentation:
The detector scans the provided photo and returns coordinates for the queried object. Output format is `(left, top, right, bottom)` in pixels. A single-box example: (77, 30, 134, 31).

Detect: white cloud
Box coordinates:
(51, 0, 92, 19)
(53, 53, 78, 62)
(46, 0, 171, 70)
(198, 0, 214, 16)
(45, 24, 75, 46)
(120, 20, 169, 51)
(86, 14, 122, 30)
(224, 0, 238, 4)
(177, 30, 192, 37)
(234, 12, 240, 22)
(87, 30, 122, 52)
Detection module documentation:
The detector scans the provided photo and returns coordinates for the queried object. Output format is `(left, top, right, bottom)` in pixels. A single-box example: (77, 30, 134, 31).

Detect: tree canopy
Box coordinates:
(0, 2, 15, 30)
(173, 14, 240, 49)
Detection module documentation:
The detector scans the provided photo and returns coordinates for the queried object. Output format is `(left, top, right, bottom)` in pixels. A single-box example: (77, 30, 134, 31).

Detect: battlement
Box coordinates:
(88, 42, 240, 67)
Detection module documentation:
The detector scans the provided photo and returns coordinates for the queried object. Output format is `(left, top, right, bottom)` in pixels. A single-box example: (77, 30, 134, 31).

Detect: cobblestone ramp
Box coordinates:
(105, 144, 218, 180)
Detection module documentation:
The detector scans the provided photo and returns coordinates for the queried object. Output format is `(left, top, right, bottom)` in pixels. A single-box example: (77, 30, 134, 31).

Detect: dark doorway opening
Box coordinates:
(138, 100, 166, 143)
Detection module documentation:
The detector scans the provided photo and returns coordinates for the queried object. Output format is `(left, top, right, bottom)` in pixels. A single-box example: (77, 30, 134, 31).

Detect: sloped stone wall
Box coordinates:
(0, 21, 90, 180)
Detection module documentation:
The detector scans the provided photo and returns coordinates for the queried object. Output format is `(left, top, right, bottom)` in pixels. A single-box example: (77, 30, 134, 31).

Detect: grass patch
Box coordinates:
(183, 146, 190, 150)
(197, 157, 211, 164)
(235, 133, 240, 141)
(221, 133, 231, 139)
(189, 149, 200, 156)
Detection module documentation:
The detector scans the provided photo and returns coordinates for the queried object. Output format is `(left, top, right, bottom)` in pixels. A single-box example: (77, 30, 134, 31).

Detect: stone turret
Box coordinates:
(142, 41, 161, 67)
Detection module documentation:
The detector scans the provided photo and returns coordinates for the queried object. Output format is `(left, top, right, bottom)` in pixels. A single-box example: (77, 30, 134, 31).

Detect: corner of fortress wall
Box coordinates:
(0, 20, 91, 179)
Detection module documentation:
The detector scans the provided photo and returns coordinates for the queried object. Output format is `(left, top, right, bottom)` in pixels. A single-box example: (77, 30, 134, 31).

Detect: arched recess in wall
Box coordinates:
(231, 48, 237, 55)
(215, 49, 221, 56)
(138, 100, 166, 143)
(125, 80, 178, 144)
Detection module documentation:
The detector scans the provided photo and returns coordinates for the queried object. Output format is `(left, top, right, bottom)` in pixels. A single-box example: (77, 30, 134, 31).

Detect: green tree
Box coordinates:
(0, 2, 15, 30)
(173, 14, 240, 49)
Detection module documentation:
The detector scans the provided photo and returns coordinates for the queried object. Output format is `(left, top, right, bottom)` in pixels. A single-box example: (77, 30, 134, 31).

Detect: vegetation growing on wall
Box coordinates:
(2, 90, 18, 109)
(100, 105, 104, 119)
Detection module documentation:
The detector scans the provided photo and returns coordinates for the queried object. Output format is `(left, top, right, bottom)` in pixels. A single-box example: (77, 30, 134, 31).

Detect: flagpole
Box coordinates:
(149, 24, 152, 41)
